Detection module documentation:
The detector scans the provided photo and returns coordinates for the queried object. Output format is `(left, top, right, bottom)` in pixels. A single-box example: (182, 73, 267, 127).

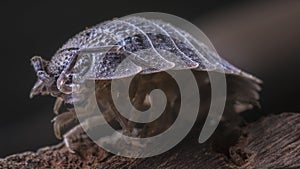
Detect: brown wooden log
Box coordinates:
(1, 112, 299, 169)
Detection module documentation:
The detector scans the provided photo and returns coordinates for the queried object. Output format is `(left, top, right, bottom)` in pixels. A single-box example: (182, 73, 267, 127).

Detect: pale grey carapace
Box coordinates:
(30, 16, 261, 153)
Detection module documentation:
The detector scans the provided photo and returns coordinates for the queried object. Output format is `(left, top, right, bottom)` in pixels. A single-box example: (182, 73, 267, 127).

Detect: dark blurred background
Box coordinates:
(1, 0, 299, 157)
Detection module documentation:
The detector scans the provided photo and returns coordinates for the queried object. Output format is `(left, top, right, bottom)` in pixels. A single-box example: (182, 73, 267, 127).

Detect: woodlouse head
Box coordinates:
(30, 49, 78, 98)
(30, 56, 57, 98)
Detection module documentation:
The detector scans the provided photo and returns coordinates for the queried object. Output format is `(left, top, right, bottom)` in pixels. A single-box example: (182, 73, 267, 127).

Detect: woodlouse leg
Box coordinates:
(52, 102, 99, 140)
(125, 94, 149, 136)
(63, 124, 84, 153)
(56, 52, 80, 94)
(80, 114, 106, 129)
(53, 97, 63, 115)
(110, 105, 130, 134)
(63, 115, 106, 153)
(80, 45, 122, 53)
(52, 109, 78, 139)
(57, 74, 80, 94)
(148, 74, 181, 137)
(30, 79, 47, 98)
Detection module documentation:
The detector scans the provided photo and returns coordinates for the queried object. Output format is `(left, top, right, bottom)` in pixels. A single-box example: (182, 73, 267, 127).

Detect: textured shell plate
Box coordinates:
(51, 16, 260, 82)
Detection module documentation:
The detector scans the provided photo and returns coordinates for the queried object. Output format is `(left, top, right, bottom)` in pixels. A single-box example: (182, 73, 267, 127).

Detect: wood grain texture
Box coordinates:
(1, 112, 299, 169)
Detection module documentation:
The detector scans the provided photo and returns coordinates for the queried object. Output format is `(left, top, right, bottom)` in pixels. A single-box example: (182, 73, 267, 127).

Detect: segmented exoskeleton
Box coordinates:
(30, 16, 261, 155)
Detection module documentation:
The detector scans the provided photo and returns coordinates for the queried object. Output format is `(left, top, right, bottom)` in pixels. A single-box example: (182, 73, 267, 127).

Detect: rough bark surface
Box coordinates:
(0, 112, 299, 169)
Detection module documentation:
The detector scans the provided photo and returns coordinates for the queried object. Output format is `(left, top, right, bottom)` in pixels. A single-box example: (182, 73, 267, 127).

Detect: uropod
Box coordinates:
(30, 15, 261, 155)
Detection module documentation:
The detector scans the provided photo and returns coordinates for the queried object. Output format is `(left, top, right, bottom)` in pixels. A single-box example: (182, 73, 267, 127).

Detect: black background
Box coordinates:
(1, 0, 299, 157)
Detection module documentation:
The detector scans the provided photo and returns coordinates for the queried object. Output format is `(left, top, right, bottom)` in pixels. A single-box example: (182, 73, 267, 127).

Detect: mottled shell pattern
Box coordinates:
(30, 16, 262, 154)
(47, 16, 261, 83)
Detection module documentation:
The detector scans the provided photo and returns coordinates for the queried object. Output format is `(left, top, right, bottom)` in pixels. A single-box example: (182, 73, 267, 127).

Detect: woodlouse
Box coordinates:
(30, 16, 261, 153)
